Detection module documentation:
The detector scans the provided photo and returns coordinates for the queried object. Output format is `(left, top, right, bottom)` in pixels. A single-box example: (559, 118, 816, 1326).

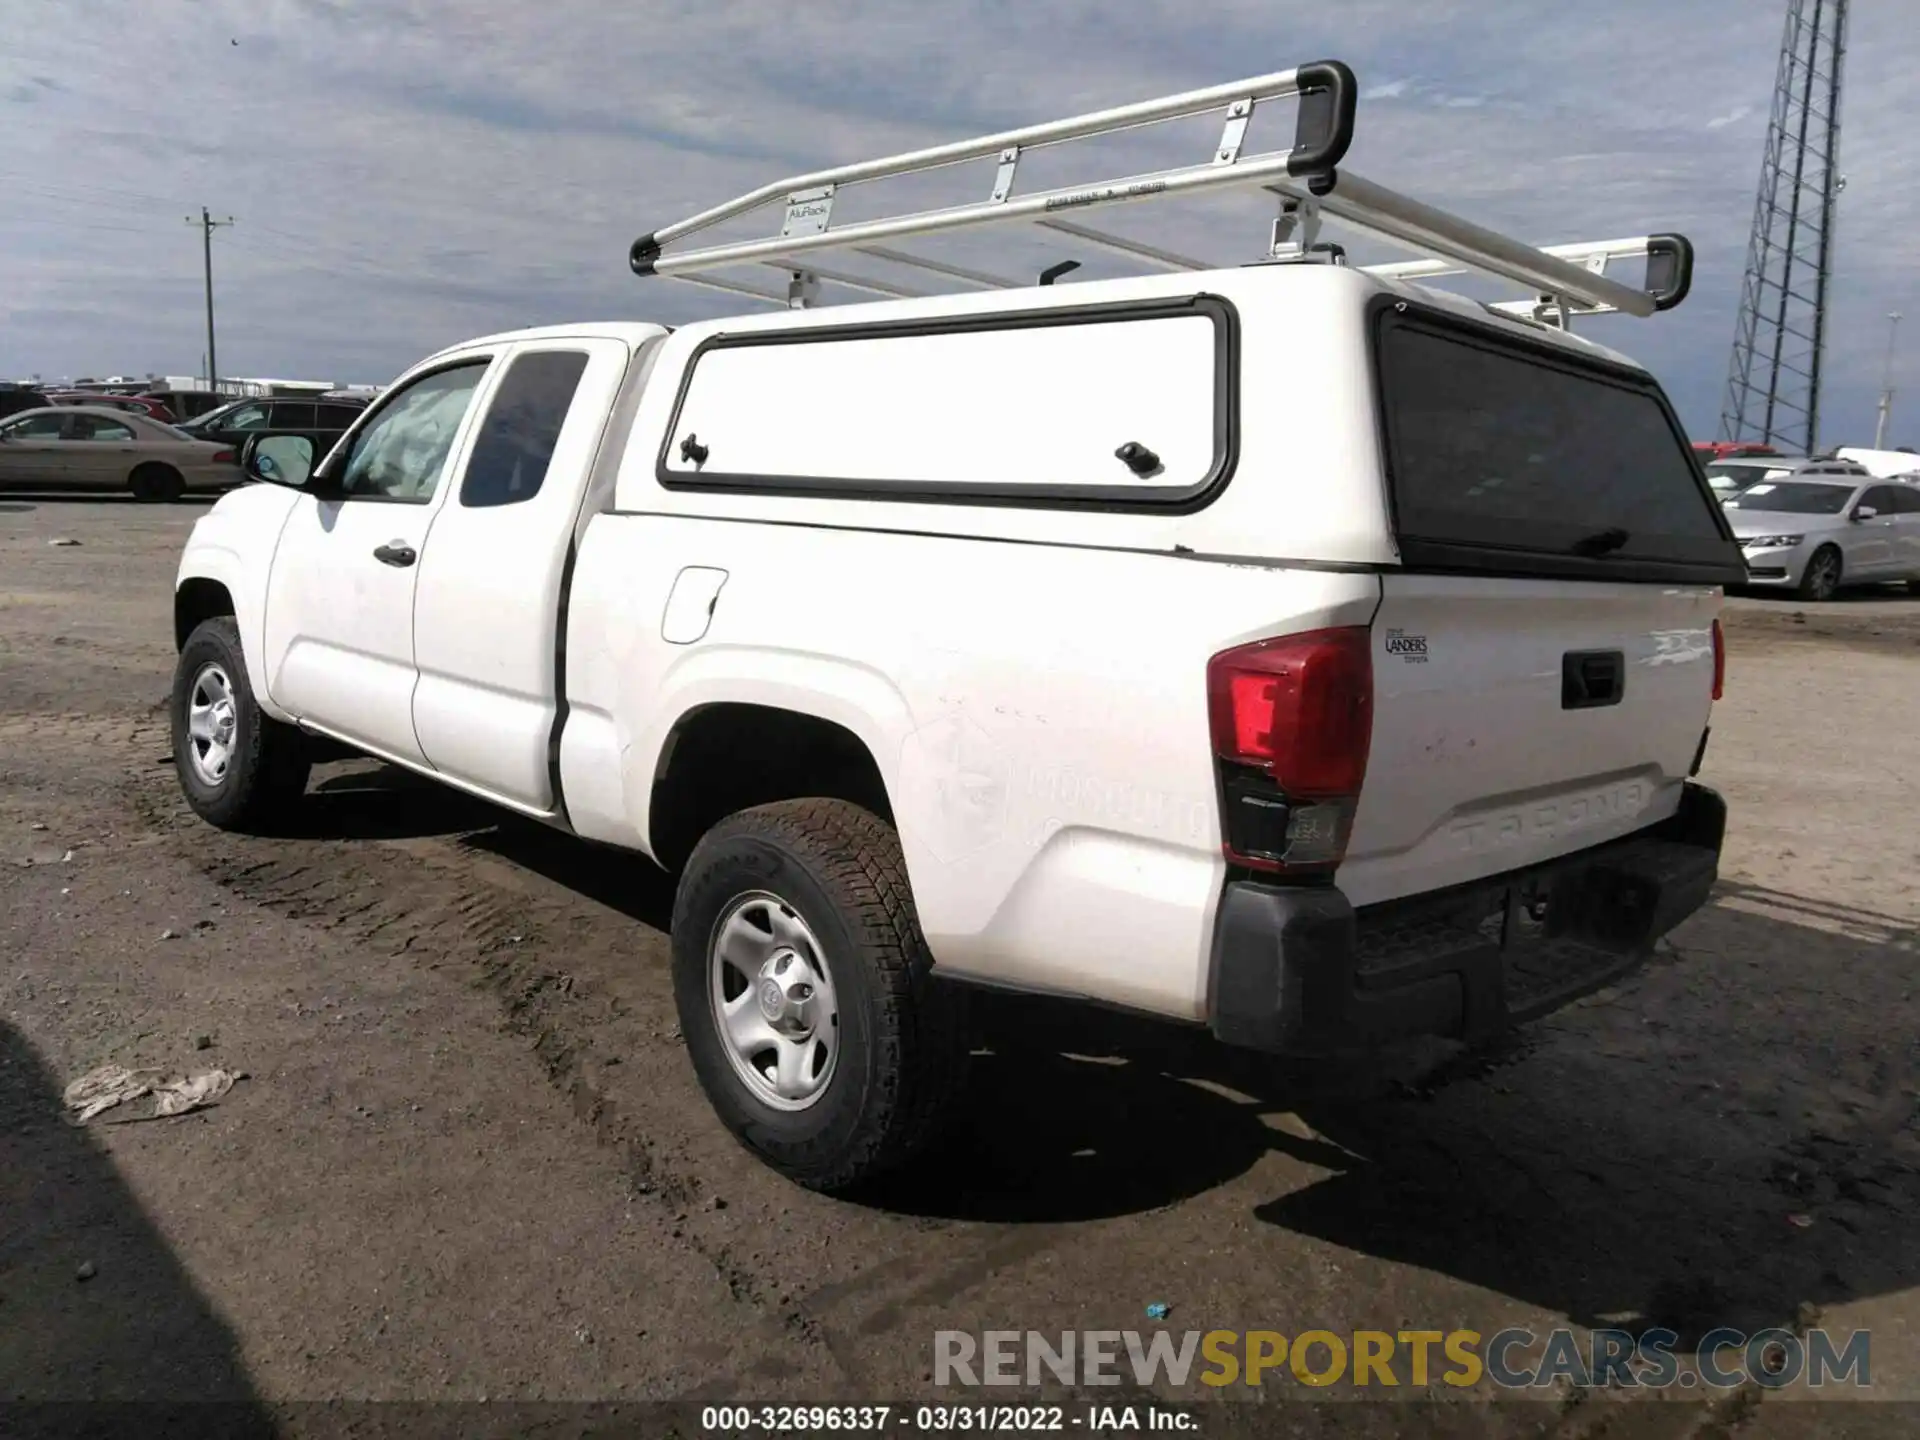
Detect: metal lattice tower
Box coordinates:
(1720, 0, 1848, 453)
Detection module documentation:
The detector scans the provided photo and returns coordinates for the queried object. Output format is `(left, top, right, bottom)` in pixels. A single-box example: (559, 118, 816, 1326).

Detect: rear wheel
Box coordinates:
(671, 798, 968, 1193)
(129, 463, 185, 503)
(1797, 545, 1842, 602)
(171, 617, 310, 832)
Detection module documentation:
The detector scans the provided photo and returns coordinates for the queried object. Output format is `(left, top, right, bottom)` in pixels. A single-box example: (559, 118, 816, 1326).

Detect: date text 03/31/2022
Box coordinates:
(700, 1405, 1195, 1431)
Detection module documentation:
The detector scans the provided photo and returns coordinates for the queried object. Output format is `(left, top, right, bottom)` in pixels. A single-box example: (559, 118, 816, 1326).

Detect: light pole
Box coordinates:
(1874, 311, 1901, 449)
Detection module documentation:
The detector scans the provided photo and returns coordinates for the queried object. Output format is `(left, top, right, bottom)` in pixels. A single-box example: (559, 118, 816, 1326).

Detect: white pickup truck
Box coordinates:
(169, 63, 1742, 1191)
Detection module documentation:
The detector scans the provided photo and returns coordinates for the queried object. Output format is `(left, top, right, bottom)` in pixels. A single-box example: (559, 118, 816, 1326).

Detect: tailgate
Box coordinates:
(1335, 300, 1742, 908)
(1339, 575, 1717, 907)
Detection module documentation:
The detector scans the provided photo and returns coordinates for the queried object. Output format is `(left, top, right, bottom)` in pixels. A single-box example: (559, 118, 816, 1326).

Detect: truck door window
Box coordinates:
(331, 362, 487, 503)
(458, 350, 590, 508)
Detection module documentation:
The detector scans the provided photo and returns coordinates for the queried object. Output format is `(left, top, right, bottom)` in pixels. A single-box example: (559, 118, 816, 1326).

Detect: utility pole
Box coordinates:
(185, 208, 235, 393)
(1873, 311, 1901, 449)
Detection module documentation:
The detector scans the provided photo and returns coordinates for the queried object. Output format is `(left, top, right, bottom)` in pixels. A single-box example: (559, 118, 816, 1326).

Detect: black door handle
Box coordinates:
(372, 542, 416, 567)
(1561, 649, 1625, 709)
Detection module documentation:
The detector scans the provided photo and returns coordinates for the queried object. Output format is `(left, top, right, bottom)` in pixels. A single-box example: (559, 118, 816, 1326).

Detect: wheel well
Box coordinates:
(648, 704, 893, 872)
(174, 578, 235, 651)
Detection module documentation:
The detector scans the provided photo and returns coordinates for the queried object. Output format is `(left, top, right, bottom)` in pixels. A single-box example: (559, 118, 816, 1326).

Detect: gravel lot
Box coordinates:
(3, 493, 1916, 1435)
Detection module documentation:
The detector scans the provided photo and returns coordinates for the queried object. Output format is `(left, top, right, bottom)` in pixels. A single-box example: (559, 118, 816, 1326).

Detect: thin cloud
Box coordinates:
(0, 0, 1913, 441)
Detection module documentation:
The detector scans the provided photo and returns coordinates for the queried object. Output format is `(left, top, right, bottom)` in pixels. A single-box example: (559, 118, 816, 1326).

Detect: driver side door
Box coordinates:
(260, 356, 495, 764)
(0, 411, 70, 485)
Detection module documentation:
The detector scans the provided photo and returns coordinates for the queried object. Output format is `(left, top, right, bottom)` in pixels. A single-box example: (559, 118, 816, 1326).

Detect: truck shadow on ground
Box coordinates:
(0, 1020, 272, 1430)
(907, 887, 1918, 1347)
(294, 765, 500, 843)
(281, 766, 1919, 1346)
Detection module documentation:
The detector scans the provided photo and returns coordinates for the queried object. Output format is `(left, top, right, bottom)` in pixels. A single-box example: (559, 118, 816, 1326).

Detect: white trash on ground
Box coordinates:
(63, 1063, 245, 1123)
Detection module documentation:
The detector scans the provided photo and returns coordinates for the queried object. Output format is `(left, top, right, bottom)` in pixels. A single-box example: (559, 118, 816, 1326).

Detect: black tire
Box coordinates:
(1797, 545, 1842, 602)
(170, 617, 311, 833)
(130, 463, 185, 503)
(671, 798, 968, 1193)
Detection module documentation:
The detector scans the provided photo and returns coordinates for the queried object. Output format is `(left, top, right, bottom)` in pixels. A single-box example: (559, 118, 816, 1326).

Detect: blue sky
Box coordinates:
(3, 0, 1915, 447)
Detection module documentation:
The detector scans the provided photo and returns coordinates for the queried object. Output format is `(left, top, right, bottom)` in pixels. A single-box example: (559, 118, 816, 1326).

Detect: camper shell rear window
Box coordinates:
(1373, 305, 1745, 585)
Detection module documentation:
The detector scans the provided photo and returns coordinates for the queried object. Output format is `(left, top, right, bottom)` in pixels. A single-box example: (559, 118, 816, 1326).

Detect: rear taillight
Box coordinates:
(1206, 626, 1373, 875)
(212, 449, 236, 464)
(1711, 617, 1725, 701)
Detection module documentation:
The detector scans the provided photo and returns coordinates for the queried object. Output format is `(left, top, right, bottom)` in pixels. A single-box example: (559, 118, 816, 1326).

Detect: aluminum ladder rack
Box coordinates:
(628, 60, 1693, 328)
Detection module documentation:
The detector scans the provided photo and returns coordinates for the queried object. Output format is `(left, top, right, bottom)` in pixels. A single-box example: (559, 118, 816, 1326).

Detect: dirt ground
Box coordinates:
(3, 493, 1917, 1435)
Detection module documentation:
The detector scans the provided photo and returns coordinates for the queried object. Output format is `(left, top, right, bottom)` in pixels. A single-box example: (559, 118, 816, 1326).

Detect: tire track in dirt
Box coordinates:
(114, 739, 1077, 1394)
(117, 747, 862, 1377)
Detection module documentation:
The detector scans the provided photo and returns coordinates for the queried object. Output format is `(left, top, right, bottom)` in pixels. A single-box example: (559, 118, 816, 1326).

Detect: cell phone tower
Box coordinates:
(1719, 0, 1849, 454)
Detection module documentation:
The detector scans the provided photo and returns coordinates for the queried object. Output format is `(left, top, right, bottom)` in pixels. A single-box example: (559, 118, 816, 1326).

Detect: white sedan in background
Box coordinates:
(0, 406, 242, 501)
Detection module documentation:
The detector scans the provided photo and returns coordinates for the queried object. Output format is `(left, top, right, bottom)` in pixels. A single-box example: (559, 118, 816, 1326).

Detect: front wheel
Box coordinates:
(1797, 545, 1842, 602)
(671, 798, 968, 1193)
(171, 617, 311, 832)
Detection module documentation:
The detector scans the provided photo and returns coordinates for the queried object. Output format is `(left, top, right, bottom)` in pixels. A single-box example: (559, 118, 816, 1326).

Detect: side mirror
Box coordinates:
(1851, 504, 1878, 522)
(243, 433, 316, 489)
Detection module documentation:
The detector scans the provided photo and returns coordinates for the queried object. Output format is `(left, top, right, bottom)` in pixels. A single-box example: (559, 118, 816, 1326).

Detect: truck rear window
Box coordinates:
(1375, 314, 1742, 582)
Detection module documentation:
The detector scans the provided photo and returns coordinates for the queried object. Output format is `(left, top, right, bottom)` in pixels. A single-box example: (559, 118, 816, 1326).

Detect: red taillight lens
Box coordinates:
(1711, 617, 1725, 701)
(212, 449, 236, 464)
(1207, 627, 1374, 796)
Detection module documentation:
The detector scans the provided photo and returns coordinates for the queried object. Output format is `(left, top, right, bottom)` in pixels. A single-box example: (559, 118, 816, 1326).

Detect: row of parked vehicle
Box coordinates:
(1697, 448, 1920, 601)
(0, 390, 370, 502)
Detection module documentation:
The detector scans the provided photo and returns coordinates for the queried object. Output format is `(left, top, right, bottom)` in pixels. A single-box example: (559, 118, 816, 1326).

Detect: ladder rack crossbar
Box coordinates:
(1363, 236, 1659, 282)
(629, 59, 1691, 324)
(642, 64, 1344, 256)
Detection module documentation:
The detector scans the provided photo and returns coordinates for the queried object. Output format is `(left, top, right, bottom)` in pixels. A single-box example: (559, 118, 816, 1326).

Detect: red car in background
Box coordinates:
(42, 392, 178, 424)
(1693, 440, 1780, 461)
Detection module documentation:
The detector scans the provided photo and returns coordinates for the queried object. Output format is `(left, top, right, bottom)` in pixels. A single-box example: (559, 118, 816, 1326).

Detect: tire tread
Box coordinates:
(172, 617, 309, 832)
(677, 797, 966, 1192)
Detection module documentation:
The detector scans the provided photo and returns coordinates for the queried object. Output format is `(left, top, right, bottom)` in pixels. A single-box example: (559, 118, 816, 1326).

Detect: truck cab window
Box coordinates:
(459, 350, 590, 508)
(333, 362, 487, 503)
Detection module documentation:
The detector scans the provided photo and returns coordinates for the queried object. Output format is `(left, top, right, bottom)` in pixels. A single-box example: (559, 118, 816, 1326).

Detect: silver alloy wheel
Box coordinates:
(185, 662, 239, 787)
(708, 890, 840, 1112)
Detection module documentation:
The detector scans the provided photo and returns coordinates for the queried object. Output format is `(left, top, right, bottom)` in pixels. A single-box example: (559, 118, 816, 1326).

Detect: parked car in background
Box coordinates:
(1724, 476, 1920, 599)
(139, 389, 231, 422)
(0, 406, 241, 500)
(1704, 454, 1867, 500)
(1834, 445, 1920, 479)
(179, 394, 368, 461)
(42, 391, 178, 423)
(1694, 440, 1780, 462)
(0, 382, 48, 420)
